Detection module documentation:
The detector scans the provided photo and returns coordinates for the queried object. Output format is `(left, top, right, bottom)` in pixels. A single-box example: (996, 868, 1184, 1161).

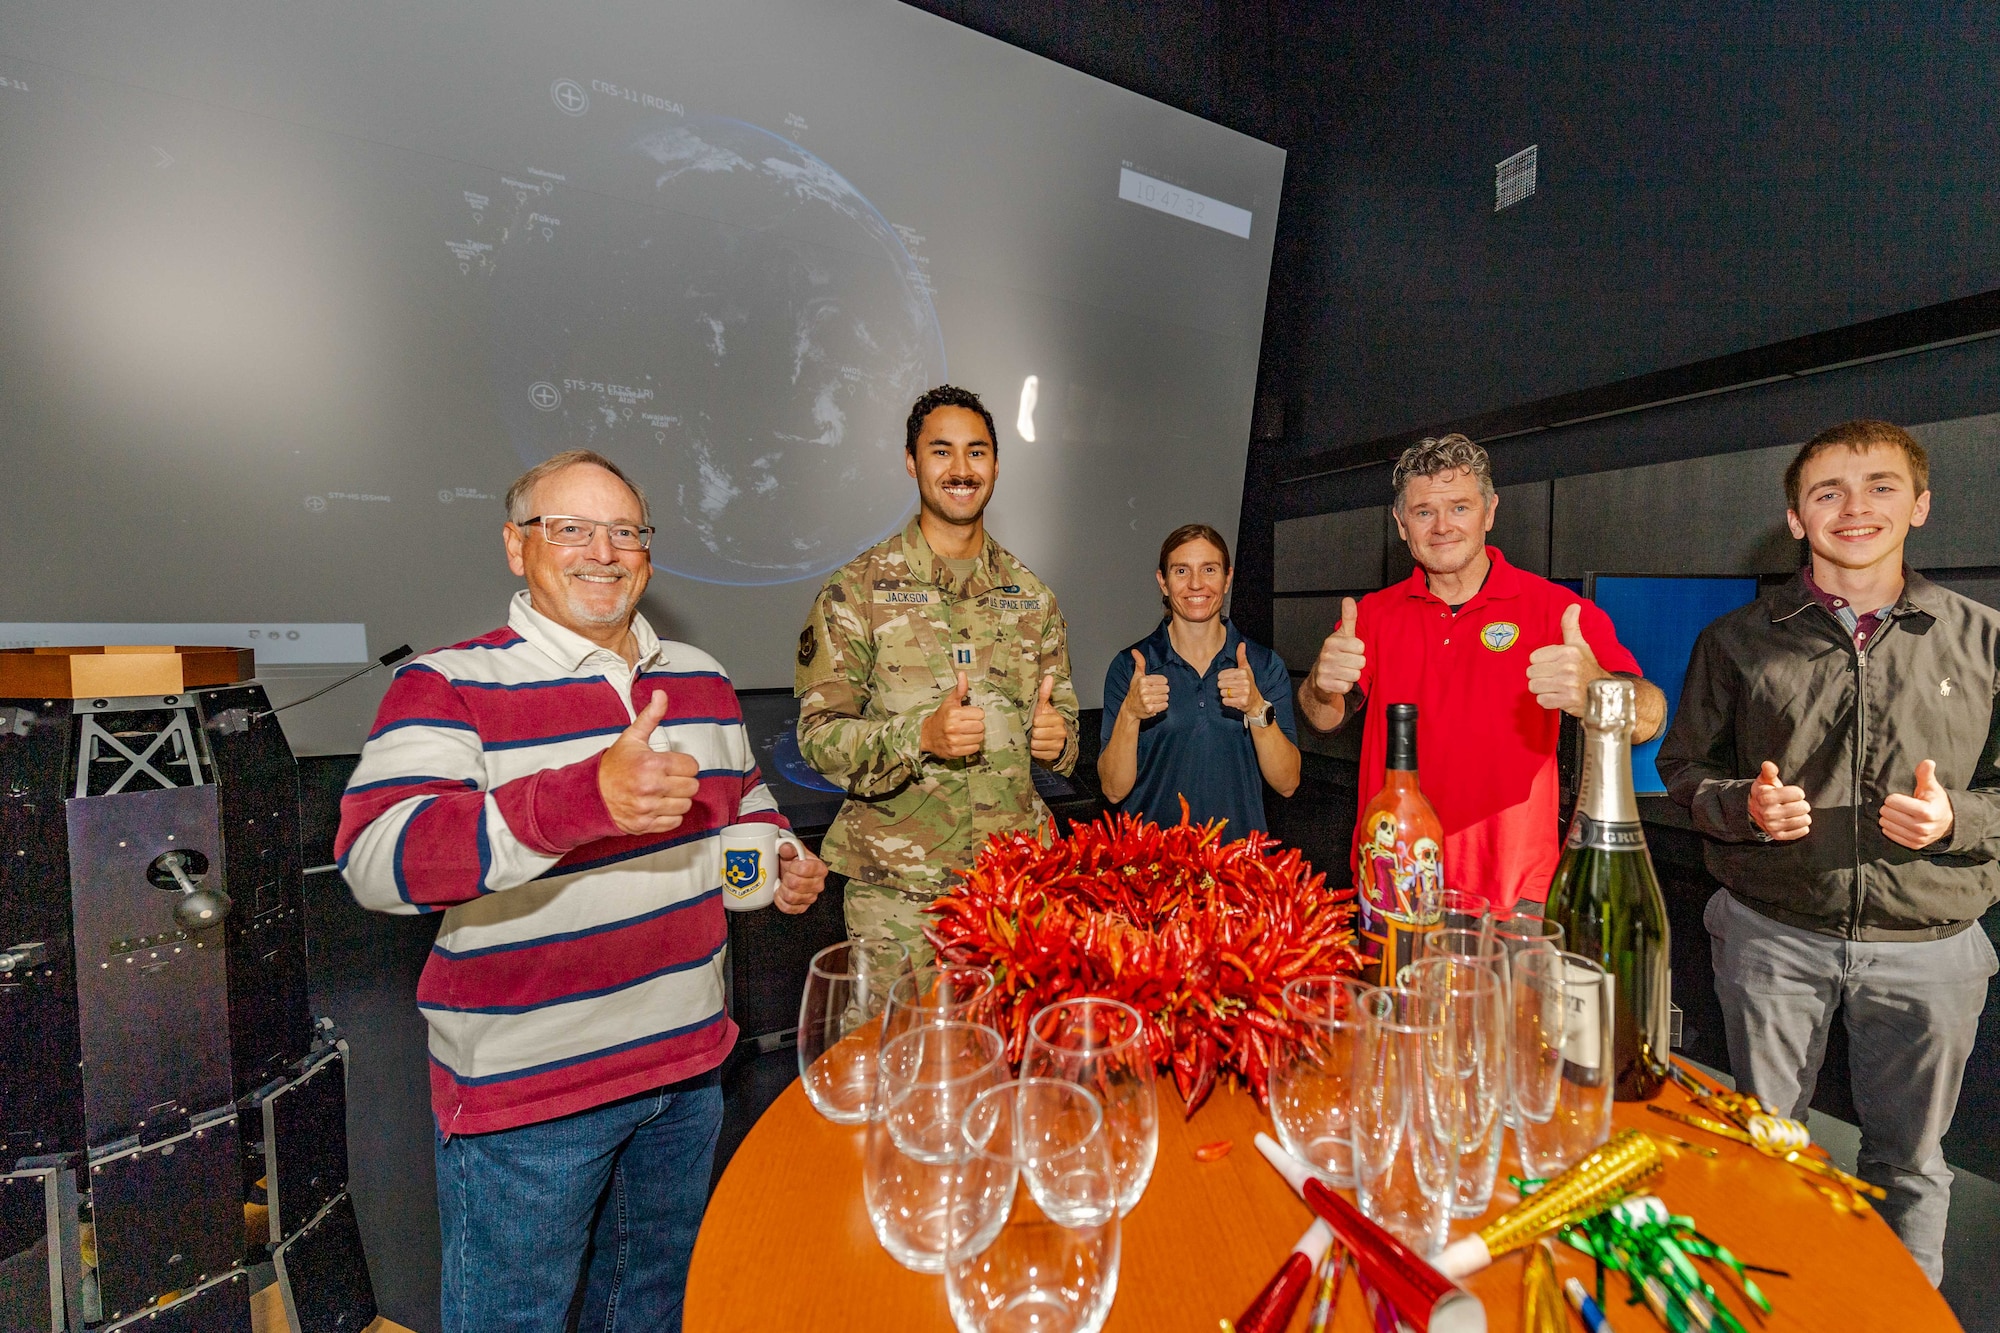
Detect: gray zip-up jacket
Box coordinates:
(1658, 570, 2000, 941)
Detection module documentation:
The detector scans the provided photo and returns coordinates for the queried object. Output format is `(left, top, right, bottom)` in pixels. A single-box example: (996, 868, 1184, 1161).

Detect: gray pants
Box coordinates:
(1705, 889, 1995, 1284)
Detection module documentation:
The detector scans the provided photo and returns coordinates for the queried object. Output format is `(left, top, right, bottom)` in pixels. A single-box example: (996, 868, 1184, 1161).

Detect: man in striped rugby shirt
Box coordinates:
(337, 449, 826, 1333)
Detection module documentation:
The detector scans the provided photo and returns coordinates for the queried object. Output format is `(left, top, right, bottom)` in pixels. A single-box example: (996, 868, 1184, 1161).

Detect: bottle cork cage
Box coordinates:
(0, 646, 255, 700)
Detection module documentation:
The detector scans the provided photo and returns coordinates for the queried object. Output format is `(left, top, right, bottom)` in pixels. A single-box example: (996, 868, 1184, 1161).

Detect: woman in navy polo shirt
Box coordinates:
(1100, 523, 1300, 834)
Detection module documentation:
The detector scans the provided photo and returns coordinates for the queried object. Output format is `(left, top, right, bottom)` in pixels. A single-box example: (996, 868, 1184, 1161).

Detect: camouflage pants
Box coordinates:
(842, 878, 938, 971)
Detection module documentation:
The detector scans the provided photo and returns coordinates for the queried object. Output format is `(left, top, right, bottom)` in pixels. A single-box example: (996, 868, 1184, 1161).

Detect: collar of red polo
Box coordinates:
(1398, 545, 1521, 610)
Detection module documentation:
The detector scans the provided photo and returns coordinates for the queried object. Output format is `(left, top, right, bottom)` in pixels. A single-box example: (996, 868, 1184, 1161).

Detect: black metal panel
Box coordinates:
(106, 1269, 253, 1333)
(89, 1115, 243, 1323)
(264, 1049, 349, 1244)
(0, 1167, 59, 1333)
(66, 785, 234, 1143)
(274, 1193, 376, 1333)
(0, 700, 85, 1159)
(194, 685, 312, 1096)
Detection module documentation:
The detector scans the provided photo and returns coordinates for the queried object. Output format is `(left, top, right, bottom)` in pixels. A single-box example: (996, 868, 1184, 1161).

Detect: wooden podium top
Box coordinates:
(0, 645, 255, 699)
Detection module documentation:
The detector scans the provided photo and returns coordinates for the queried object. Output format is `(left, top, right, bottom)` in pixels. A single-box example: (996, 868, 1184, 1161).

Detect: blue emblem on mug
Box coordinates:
(723, 849, 763, 892)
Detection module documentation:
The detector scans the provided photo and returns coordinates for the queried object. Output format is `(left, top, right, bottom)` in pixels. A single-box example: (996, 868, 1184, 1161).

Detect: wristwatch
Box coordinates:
(1246, 700, 1276, 728)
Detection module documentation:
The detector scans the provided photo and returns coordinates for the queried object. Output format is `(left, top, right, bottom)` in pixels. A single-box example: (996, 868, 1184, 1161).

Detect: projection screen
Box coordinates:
(0, 0, 1285, 752)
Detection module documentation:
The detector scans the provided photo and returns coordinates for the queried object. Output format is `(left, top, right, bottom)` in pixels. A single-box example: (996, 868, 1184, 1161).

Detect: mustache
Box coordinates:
(938, 476, 984, 488)
(565, 562, 630, 580)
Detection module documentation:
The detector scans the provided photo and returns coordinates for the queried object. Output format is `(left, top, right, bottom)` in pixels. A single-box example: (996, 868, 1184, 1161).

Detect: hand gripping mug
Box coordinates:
(720, 823, 792, 912)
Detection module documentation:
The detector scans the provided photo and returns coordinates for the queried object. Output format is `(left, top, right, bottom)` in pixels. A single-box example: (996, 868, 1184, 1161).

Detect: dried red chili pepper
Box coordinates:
(1193, 1139, 1233, 1162)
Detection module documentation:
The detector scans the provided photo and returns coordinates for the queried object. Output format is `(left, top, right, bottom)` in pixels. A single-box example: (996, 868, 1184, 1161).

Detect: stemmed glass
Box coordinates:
(1022, 998, 1159, 1216)
(864, 1021, 1007, 1272)
(798, 938, 912, 1124)
(946, 1078, 1122, 1333)
(1267, 976, 1376, 1188)
(1405, 956, 1507, 1217)
(1350, 986, 1459, 1258)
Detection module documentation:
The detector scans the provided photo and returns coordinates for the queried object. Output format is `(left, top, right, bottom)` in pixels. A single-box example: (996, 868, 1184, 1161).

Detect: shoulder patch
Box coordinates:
(1480, 621, 1520, 652)
(798, 625, 817, 666)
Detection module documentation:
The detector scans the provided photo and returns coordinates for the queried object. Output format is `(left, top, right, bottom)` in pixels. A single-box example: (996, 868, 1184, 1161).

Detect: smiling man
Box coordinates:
(1297, 433, 1662, 912)
(1659, 419, 2000, 1284)
(795, 385, 1079, 963)
(338, 449, 826, 1333)
(1099, 522, 1299, 833)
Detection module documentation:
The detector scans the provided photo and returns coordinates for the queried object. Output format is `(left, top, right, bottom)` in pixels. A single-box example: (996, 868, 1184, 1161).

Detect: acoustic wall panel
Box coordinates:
(1274, 509, 1386, 592)
(1273, 596, 1341, 672)
(1387, 480, 1552, 582)
(1552, 446, 1800, 578)
(1905, 412, 2000, 569)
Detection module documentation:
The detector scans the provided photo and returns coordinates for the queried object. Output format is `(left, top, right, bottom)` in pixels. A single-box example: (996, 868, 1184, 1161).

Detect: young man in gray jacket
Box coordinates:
(1659, 419, 2000, 1284)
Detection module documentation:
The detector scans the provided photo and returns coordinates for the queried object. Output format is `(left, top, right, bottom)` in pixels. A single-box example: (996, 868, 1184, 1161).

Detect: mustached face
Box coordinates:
(503, 463, 653, 638)
(906, 405, 996, 527)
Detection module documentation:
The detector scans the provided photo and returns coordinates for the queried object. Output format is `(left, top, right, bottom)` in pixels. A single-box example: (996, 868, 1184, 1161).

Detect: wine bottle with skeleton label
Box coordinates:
(1545, 677, 1671, 1100)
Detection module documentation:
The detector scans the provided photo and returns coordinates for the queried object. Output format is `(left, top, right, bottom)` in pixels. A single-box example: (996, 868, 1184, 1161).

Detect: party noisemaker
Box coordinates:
(1435, 1128, 1664, 1279)
(1220, 1218, 1334, 1333)
(1253, 1133, 1486, 1333)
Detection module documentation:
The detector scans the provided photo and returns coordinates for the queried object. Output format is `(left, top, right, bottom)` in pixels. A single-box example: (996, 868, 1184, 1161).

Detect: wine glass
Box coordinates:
(1405, 956, 1507, 1217)
(1022, 997, 1158, 1216)
(875, 965, 995, 1114)
(1350, 986, 1459, 1258)
(797, 938, 912, 1124)
(1267, 975, 1376, 1188)
(864, 1021, 1007, 1272)
(1515, 952, 1615, 1178)
(946, 1078, 1121, 1333)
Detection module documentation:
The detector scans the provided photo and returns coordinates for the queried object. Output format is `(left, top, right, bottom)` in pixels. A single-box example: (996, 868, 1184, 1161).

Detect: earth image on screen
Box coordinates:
(486, 115, 945, 585)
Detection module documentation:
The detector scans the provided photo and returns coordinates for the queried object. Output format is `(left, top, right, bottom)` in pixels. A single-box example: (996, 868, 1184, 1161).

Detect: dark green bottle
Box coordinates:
(1545, 677, 1671, 1100)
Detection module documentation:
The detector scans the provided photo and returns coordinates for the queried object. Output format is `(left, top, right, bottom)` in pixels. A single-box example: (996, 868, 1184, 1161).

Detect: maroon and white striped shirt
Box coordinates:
(336, 592, 793, 1135)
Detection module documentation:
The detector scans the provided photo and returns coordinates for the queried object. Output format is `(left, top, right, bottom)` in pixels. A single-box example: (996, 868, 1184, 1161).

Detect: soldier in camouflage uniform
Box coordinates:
(795, 385, 1080, 964)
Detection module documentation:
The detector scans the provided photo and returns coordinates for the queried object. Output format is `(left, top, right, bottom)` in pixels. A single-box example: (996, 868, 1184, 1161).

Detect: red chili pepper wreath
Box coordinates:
(925, 803, 1361, 1116)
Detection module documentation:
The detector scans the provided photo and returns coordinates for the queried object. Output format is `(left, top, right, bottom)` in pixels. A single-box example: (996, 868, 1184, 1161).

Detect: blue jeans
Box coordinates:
(435, 1071, 724, 1333)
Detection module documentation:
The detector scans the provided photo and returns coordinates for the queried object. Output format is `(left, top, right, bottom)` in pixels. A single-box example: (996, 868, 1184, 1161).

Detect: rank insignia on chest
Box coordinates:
(954, 645, 975, 669)
(1480, 620, 1520, 651)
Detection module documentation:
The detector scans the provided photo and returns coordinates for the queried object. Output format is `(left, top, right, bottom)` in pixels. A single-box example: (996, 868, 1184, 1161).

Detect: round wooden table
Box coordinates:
(688, 1074, 1955, 1331)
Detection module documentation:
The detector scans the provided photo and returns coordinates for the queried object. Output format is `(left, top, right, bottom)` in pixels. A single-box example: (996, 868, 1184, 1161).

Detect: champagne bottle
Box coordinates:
(1545, 677, 1671, 1100)
(1354, 703, 1445, 987)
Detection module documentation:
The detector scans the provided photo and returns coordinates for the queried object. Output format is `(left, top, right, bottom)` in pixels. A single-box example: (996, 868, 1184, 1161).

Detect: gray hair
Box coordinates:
(505, 449, 650, 524)
(1391, 434, 1493, 512)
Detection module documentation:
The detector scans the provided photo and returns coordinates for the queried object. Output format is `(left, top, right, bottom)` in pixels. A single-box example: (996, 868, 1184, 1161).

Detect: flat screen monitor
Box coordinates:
(1584, 575, 1762, 795)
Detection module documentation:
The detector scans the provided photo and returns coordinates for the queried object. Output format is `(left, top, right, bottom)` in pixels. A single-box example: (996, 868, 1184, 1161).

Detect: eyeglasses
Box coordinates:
(518, 515, 655, 551)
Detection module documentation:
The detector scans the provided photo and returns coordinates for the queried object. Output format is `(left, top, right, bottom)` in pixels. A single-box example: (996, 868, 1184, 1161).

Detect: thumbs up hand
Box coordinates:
(1310, 597, 1366, 699)
(1880, 759, 1954, 849)
(1029, 672, 1069, 762)
(1219, 641, 1265, 718)
(1527, 602, 1608, 717)
(598, 690, 702, 835)
(1748, 760, 1812, 842)
(921, 670, 987, 760)
(1120, 649, 1171, 722)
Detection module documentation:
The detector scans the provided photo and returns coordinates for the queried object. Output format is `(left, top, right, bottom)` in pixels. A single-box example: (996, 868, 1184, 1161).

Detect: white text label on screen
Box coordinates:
(1116, 168, 1252, 239)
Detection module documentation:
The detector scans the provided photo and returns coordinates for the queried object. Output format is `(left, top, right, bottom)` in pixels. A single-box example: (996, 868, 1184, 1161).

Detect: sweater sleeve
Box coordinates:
(335, 663, 619, 914)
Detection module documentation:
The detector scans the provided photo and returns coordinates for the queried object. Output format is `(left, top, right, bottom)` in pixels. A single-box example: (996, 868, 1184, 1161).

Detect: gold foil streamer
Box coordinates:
(1480, 1129, 1664, 1258)
(1519, 1239, 1566, 1333)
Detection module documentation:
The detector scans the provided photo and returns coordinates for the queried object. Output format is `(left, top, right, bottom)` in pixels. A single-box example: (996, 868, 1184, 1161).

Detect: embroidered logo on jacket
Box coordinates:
(1480, 621, 1521, 652)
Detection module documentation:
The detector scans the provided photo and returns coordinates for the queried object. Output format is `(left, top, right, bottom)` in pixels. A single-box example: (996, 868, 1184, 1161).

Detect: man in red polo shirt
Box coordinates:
(1296, 434, 1665, 910)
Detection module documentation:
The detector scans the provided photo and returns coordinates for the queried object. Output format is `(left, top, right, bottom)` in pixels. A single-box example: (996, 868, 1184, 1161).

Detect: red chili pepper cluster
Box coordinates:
(925, 803, 1361, 1116)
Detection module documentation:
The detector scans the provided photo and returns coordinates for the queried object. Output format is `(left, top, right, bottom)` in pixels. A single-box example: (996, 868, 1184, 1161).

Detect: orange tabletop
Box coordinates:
(688, 1074, 1957, 1332)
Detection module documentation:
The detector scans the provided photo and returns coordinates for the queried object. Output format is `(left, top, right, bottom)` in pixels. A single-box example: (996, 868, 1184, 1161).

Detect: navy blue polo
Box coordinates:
(1101, 619, 1298, 836)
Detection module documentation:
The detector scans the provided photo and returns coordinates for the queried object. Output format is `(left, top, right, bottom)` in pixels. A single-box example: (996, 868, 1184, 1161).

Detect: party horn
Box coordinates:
(1222, 1218, 1335, 1333)
(1436, 1128, 1664, 1279)
(1253, 1133, 1486, 1333)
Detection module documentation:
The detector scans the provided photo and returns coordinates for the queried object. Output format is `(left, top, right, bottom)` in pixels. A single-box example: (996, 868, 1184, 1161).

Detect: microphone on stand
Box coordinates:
(255, 645, 414, 719)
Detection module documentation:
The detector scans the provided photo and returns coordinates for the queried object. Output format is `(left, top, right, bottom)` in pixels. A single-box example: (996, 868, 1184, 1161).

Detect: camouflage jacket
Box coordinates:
(795, 518, 1080, 897)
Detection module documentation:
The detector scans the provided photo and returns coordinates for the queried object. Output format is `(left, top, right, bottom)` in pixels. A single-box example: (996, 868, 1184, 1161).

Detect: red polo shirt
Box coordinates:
(1348, 547, 1641, 910)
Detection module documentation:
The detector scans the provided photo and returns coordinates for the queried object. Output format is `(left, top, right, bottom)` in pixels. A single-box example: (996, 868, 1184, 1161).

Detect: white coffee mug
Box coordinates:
(719, 823, 782, 912)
